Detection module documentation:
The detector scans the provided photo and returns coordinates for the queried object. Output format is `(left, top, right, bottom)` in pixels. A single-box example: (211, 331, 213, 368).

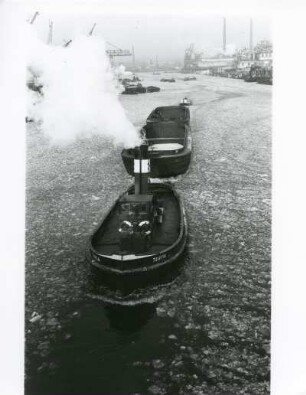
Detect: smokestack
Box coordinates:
(223, 18, 226, 53)
(250, 18, 253, 51)
(132, 45, 135, 69)
(134, 144, 150, 195)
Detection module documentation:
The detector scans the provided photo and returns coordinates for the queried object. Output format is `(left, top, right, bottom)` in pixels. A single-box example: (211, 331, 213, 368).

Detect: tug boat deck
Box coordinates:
(92, 184, 180, 257)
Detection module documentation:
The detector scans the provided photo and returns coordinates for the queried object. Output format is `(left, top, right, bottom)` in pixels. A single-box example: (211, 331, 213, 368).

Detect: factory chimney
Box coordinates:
(223, 18, 226, 53)
(132, 45, 135, 70)
(250, 18, 253, 51)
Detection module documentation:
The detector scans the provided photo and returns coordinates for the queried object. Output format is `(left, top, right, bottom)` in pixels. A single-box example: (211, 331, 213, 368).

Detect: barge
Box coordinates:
(146, 105, 190, 126)
(121, 120, 192, 178)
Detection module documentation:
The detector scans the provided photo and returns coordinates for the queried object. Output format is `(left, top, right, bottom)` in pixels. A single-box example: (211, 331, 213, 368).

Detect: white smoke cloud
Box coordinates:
(225, 44, 236, 56)
(203, 43, 236, 58)
(26, 26, 141, 148)
(113, 64, 132, 79)
(112, 64, 133, 93)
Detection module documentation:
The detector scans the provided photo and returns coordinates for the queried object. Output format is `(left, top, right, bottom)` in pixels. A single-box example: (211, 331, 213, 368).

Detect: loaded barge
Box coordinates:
(146, 105, 190, 126)
(121, 106, 192, 178)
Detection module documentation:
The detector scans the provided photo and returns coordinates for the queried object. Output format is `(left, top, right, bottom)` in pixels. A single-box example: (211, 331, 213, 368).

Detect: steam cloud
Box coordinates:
(202, 43, 237, 58)
(26, 27, 141, 148)
(113, 64, 133, 80)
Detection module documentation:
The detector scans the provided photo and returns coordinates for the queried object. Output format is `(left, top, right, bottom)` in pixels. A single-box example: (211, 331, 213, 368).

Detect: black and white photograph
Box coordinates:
(0, 1, 306, 395)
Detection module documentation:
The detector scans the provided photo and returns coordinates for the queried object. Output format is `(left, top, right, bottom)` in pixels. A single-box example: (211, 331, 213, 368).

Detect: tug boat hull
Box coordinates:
(89, 183, 187, 276)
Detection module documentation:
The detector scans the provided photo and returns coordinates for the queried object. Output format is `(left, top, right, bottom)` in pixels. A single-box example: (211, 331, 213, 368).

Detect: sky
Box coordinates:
(27, 10, 272, 63)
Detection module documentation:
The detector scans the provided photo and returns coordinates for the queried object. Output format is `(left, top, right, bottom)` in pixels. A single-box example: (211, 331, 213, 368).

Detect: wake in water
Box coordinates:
(86, 286, 167, 306)
(87, 255, 187, 306)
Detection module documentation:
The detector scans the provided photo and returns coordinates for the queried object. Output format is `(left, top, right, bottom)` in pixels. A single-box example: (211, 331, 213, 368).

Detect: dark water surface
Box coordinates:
(27, 285, 194, 394)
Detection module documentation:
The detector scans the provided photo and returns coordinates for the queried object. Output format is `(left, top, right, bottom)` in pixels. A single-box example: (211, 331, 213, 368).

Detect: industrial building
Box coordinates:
(182, 18, 272, 78)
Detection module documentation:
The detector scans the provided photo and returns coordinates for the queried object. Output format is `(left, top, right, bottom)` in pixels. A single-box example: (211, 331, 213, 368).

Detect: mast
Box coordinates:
(47, 20, 53, 45)
(223, 17, 227, 53)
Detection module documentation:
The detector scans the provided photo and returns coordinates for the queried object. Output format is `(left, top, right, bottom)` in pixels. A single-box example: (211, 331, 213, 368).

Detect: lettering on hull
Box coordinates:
(153, 253, 167, 263)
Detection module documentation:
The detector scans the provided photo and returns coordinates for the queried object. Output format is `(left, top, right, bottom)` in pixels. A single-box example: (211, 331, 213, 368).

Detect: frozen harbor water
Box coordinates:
(26, 73, 271, 394)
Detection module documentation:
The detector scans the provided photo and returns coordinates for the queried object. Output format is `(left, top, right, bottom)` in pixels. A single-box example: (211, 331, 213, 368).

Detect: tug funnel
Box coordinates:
(134, 144, 150, 195)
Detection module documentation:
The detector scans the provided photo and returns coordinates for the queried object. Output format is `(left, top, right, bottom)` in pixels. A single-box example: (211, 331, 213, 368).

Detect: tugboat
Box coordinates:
(180, 97, 192, 106)
(121, 114, 192, 178)
(89, 144, 187, 278)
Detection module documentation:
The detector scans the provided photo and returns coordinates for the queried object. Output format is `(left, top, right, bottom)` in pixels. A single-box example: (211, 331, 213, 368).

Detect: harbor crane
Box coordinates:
(52, 21, 132, 64)
(183, 44, 203, 72)
(64, 22, 96, 47)
(106, 41, 132, 64)
(28, 11, 39, 25)
(88, 23, 96, 36)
